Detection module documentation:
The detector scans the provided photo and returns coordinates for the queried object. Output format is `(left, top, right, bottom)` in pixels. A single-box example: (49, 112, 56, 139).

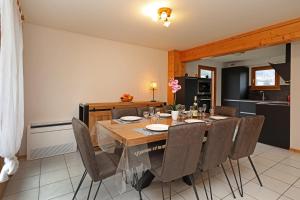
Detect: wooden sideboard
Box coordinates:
(79, 101, 166, 146)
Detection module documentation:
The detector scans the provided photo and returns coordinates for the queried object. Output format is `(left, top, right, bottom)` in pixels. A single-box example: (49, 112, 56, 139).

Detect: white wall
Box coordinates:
(291, 41, 300, 150)
(21, 23, 167, 154)
(185, 60, 223, 106)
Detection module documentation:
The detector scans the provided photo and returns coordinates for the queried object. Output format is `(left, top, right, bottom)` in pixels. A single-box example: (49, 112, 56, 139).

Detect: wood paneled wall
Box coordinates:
(167, 17, 300, 104)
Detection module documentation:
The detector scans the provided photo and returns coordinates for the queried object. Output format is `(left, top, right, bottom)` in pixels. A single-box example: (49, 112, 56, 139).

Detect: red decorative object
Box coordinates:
(120, 93, 133, 102)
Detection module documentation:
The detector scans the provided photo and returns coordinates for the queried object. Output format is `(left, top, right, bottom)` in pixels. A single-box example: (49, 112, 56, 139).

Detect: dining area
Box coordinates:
(71, 105, 265, 200)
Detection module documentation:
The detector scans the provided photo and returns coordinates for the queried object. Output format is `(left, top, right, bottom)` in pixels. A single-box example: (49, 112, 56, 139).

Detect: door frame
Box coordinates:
(198, 65, 217, 108)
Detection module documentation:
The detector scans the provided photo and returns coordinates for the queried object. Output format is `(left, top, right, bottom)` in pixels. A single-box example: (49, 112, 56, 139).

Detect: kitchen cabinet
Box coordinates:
(222, 66, 249, 102)
(175, 77, 199, 108)
(256, 103, 290, 149)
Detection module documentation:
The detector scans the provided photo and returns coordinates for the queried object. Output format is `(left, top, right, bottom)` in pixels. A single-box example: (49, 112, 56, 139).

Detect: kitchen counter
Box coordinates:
(223, 99, 289, 105)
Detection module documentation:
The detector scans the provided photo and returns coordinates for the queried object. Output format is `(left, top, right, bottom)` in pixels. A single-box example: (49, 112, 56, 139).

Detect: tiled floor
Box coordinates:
(3, 143, 300, 200)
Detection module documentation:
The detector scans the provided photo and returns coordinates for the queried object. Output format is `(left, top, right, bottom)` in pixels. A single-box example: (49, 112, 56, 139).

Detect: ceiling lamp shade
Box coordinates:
(158, 7, 172, 27)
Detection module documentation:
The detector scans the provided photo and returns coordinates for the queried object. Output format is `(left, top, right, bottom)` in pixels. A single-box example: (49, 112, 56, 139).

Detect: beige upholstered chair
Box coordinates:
(111, 107, 138, 119)
(215, 106, 237, 117)
(72, 118, 120, 200)
(198, 118, 239, 200)
(149, 123, 206, 200)
(229, 115, 265, 197)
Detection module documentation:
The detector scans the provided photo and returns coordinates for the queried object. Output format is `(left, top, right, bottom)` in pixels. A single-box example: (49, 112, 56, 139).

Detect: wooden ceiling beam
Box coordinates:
(179, 17, 300, 62)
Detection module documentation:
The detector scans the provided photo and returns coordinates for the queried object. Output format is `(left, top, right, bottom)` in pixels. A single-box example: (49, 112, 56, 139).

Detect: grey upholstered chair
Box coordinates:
(72, 118, 120, 200)
(111, 107, 138, 119)
(198, 118, 238, 200)
(215, 106, 237, 117)
(149, 123, 206, 200)
(137, 106, 150, 117)
(228, 115, 265, 197)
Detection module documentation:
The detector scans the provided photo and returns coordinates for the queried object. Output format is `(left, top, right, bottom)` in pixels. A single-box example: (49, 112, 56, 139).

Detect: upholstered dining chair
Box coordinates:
(111, 107, 138, 119)
(149, 123, 207, 200)
(228, 115, 265, 197)
(215, 106, 237, 117)
(72, 118, 120, 200)
(198, 118, 239, 200)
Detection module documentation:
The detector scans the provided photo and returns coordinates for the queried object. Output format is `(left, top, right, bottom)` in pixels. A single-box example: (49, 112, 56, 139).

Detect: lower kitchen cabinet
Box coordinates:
(256, 104, 290, 149)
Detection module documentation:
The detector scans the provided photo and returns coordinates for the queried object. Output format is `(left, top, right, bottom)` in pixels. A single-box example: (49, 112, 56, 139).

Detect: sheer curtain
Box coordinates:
(0, 0, 24, 183)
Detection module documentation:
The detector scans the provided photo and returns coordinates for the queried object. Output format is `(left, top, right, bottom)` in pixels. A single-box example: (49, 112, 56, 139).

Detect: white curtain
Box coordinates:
(0, 0, 24, 183)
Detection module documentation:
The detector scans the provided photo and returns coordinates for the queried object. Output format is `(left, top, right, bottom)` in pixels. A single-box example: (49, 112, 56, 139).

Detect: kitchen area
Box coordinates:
(181, 43, 291, 149)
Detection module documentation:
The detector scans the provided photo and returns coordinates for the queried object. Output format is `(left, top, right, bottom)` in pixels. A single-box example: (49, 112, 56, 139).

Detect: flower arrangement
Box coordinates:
(168, 78, 182, 111)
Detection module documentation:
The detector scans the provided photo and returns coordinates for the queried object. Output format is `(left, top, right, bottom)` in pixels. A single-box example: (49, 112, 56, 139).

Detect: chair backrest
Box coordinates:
(215, 106, 237, 117)
(137, 106, 149, 117)
(199, 118, 238, 171)
(72, 118, 99, 180)
(159, 123, 206, 182)
(111, 107, 138, 119)
(230, 115, 265, 160)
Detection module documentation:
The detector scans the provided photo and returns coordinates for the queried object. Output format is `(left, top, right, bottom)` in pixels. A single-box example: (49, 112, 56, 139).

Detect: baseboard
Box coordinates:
(289, 148, 300, 153)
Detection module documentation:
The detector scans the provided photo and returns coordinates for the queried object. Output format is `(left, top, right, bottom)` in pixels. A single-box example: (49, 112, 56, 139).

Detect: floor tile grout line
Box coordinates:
(276, 177, 300, 200)
(38, 159, 41, 200)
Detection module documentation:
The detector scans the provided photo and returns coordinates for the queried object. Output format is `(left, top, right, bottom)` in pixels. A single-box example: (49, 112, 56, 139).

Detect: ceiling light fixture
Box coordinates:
(157, 7, 172, 27)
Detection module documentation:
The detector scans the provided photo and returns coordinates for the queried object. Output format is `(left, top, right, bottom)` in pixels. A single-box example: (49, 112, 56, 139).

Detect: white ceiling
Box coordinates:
(22, 0, 300, 50)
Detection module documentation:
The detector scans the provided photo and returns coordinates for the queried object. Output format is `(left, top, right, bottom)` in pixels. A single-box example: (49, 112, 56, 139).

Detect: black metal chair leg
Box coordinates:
(169, 182, 172, 200)
(191, 175, 200, 200)
(72, 170, 87, 200)
(248, 156, 263, 187)
(87, 180, 93, 200)
(139, 190, 143, 200)
(200, 172, 209, 200)
(221, 164, 236, 199)
(201, 170, 213, 200)
(93, 180, 102, 200)
(229, 159, 243, 197)
(161, 182, 165, 200)
(207, 171, 213, 200)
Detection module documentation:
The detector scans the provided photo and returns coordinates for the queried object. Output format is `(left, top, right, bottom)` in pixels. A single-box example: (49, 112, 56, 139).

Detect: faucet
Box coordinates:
(260, 91, 266, 101)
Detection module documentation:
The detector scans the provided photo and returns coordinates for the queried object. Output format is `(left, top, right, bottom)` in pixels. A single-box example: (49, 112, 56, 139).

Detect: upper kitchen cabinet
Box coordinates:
(222, 66, 249, 101)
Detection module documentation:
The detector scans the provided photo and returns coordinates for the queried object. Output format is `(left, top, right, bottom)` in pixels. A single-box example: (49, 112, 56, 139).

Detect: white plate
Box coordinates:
(120, 116, 142, 121)
(210, 116, 228, 120)
(146, 124, 169, 132)
(159, 113, 172, 118)
(185, 119, 205, 123)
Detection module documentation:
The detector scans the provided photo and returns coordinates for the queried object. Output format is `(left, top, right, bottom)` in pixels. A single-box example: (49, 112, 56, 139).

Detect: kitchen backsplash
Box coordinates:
(248, 85, 290, 101)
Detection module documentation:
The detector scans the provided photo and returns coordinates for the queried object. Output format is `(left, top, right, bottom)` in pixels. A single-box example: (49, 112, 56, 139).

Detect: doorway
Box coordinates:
(198, 65, 217, 108)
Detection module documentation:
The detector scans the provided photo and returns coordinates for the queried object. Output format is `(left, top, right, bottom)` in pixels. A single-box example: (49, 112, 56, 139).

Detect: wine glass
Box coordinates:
(203, 104, 207, 113)
(149, 107, 154, 116)
(143, 111, 149, 119)
(198, 107, 203, 117)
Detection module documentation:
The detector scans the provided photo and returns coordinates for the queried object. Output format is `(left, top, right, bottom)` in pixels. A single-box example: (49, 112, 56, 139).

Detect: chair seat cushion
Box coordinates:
(95, 151, 118, 181)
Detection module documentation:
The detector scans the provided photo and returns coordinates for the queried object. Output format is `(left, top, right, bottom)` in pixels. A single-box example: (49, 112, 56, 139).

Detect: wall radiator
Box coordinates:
(27, 121, 77, 160)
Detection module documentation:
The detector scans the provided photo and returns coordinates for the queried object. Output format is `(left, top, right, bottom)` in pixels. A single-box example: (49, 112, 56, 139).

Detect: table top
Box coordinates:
(97, 116, 214, 147)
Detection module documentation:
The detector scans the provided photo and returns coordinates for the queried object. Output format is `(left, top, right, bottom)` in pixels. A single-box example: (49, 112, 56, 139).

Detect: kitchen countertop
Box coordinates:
(223, 99, 290, 106)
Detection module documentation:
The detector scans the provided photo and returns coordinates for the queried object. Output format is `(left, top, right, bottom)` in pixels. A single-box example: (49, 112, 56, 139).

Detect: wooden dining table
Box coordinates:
(96, 116, 212, 147)
(96, 115, 221, 196)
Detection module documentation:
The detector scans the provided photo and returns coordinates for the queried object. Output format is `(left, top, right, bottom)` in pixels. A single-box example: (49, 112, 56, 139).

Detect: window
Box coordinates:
(200, 69, 212, 79)
(251, 66, 280, 90)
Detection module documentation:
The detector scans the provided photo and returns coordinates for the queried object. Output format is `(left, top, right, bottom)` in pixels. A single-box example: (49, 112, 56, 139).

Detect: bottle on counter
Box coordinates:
(192, 96, 198, 117)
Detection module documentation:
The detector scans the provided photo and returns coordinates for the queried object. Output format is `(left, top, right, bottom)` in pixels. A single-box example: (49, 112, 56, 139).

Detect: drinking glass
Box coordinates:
(187, 110, 193, 119)
(149, 107, 154, 116)
(143, 111, 150, 119)
(198, 107, 203, 117)
(203, 104, 207, 113)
